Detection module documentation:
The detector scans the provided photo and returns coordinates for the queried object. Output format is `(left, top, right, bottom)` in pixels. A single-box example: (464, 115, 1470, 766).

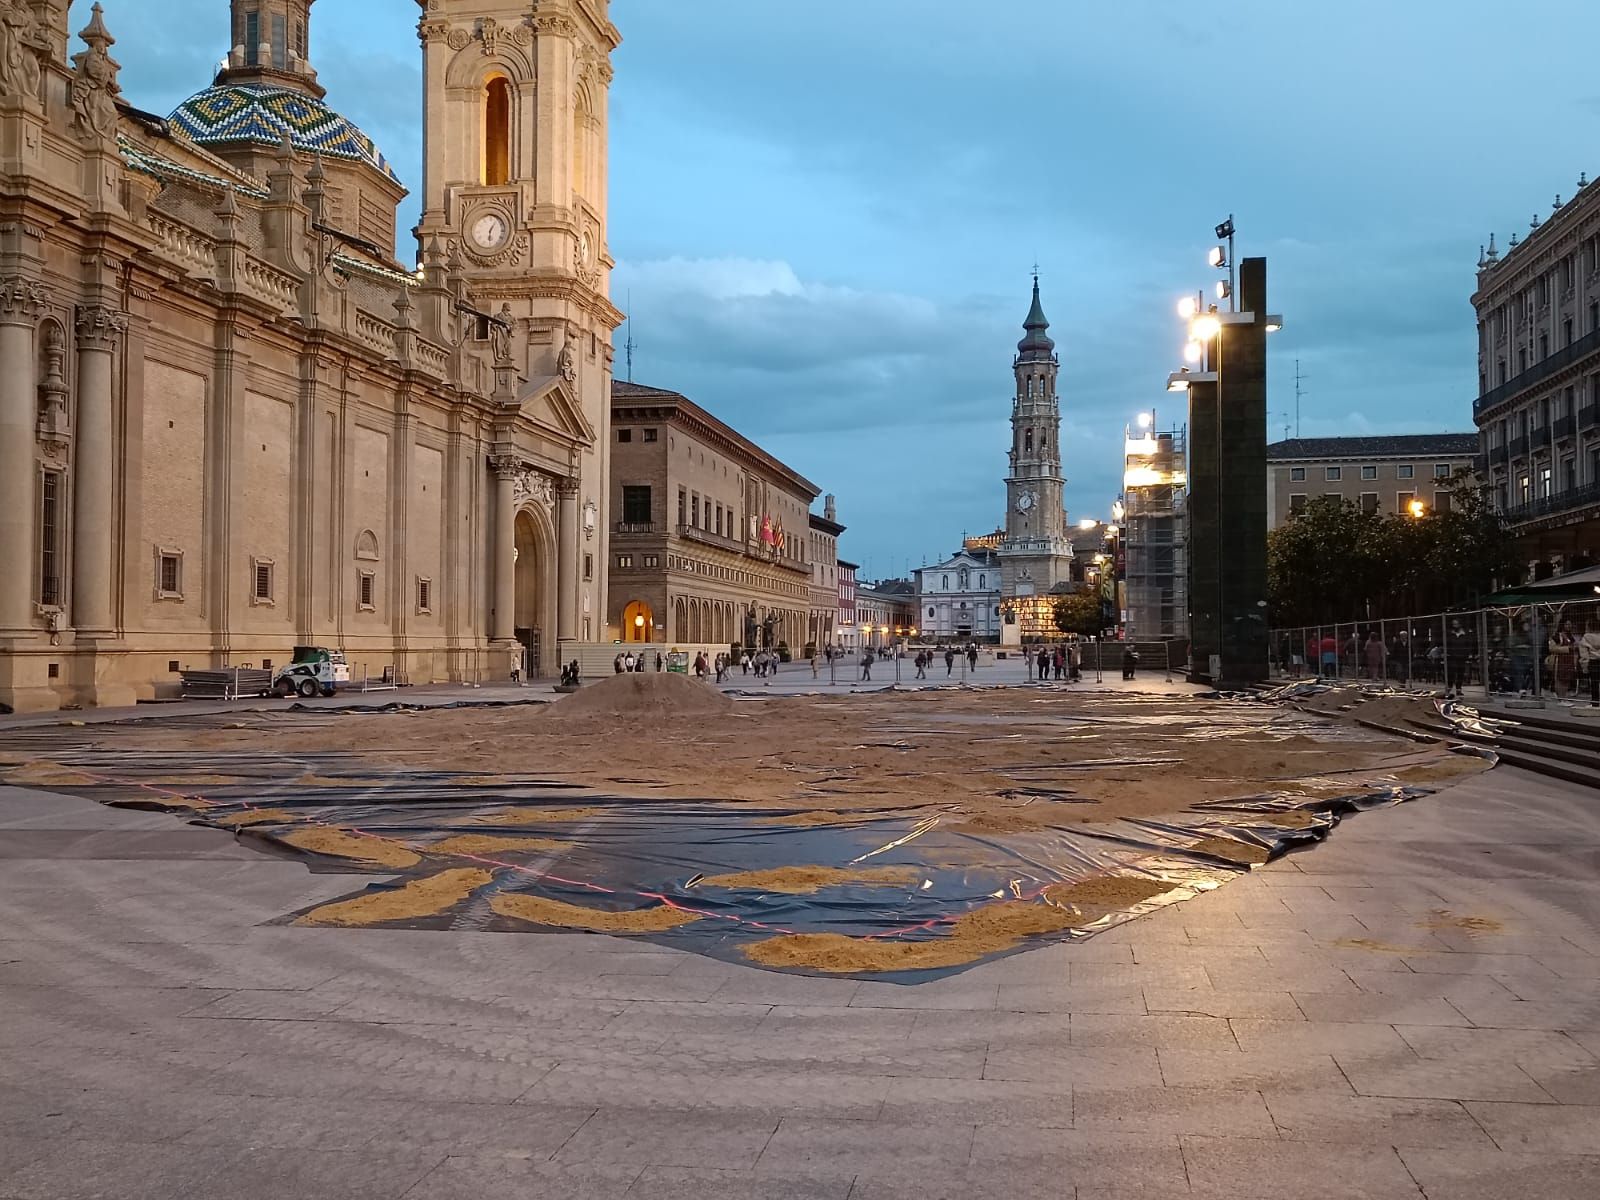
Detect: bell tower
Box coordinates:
(998, 273, 1074, 615)
(1004, 273, 1067, 543)
(416, 0, 623, 642)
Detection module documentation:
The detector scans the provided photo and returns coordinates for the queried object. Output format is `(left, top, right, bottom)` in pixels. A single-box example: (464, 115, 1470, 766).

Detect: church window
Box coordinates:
(978, 574, 985, 588)
(251, 558, 275, 605)
(484, 77, 512, 186)
(928, 607, 935, 618)
(244, 10, 260, 66)
(271, 13, 287, 70)
(416, 577, 432, 614)
(1024, 429, 1033, 453)
(295, 19, 307, 61)
(38, 470, 63, 607)
(941, 575, 949, 590)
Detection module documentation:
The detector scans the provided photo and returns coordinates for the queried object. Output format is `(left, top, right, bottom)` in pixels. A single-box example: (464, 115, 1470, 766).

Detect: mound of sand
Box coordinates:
(296, 868, 492, 927)
(548, 671, 735, 721)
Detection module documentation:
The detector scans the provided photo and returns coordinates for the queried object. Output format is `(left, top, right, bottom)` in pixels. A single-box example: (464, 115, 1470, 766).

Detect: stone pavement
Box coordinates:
(2, 766, 1598, 1199)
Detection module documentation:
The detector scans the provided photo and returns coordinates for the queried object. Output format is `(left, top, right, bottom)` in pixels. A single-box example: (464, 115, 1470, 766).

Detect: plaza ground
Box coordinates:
(1, 684, 1598, 1197)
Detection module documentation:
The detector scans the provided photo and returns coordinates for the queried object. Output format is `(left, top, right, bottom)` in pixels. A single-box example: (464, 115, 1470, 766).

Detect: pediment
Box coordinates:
(506, 374, 596, 448)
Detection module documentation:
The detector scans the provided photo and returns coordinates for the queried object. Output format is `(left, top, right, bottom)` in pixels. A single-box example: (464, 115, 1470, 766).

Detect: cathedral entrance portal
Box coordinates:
(513, 510, 551, 679)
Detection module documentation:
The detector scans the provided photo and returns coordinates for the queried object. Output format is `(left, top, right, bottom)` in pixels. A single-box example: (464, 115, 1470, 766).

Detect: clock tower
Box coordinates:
(416, 0, 624, 653)
(998, 274, 1074, 629)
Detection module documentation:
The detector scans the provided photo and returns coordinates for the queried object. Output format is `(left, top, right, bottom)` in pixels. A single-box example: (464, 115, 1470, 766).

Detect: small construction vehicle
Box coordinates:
(271, 646, 348, 698)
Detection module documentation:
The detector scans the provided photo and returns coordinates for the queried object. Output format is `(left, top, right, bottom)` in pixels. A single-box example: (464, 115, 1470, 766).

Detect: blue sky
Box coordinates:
(115, 0, 1599, 578)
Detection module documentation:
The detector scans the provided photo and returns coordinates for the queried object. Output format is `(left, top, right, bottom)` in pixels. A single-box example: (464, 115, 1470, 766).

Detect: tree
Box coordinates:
(1052, 589, 1101, 637)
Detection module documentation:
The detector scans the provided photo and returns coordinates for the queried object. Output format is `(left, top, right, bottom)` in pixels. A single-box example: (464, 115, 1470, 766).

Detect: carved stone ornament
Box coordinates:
(0, 275, 48, 322)
(582, 499, 597, 539)
(36, 323, 69, 454)
(557, 340, 576, 382)
(75, 303, 128, 351)
(70, 4, 120, 143)
(478, 16, 504, 56)
(444, 25, 470, 50)
(513, 469, 555, 512)
(0, 0, 47, 103)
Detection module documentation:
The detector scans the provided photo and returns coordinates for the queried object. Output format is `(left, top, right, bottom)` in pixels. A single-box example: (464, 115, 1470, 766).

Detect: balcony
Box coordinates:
(613, 521, 657, 535)
(1500, 478, 1600, 524)
(1472, 454, 1487, 476)
(675, 522, 744, 553)
(1554, 415, 1576, 441)
(1488, 442, 1508, 465)
(1509, 435, 1530, 459)
(1474, 324, 1600, 417)
(1581, 404, 1599, 430)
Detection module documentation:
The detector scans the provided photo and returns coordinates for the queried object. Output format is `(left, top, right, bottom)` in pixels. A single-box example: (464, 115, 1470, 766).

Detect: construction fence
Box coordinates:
(1270, 599, 1600, 702)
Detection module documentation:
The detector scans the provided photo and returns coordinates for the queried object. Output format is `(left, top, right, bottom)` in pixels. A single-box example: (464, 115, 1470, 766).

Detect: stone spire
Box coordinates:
(219, 0, 323, 97)
(1015, 272, 1056, 361)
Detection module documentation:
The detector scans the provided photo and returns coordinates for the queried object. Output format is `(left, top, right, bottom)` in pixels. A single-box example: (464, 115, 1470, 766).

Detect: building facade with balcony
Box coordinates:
(855, 579, 917, 649)
(836, 560, 858, 650)
(608, 381, 819, 651)
(1472, 178, 1600, 576)
(1266, 435, 1479, 530)
(916, 549, 1002, 643)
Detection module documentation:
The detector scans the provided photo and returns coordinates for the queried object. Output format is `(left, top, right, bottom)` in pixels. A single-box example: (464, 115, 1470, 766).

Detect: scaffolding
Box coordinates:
(1122, 425, 1188, 641)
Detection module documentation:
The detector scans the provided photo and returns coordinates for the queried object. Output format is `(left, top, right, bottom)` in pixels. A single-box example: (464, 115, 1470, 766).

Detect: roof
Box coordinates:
(1016, 275, 1056, 359)
(169, 84, 401, 183)
(611, 380, 821, 499)
(836, 559, 860, 571)
(1267, 434, 1478, 461)
(808, 512, 845, 536)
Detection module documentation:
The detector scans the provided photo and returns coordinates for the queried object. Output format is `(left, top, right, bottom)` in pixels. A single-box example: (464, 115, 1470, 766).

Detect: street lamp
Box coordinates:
(1136, 412, 1153, 429)
(1407, 499, 1427, 519)
(1078, 517, 1099, 530)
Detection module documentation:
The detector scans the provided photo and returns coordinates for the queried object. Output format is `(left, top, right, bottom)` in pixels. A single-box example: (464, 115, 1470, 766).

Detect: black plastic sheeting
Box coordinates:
(0, 701, 1482, 982)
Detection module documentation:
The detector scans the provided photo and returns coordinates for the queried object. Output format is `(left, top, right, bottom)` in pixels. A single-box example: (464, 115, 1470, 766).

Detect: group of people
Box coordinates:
(612, 650, 662, 674)
(1033, 643, 1084, 682)
(1281, 616, 1600, 703)
(904, 644, 979, 680)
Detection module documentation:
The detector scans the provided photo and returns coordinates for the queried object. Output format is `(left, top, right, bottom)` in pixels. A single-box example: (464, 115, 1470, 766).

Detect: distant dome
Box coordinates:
(1016, 275, 1055, 358)
(169, 84, 399, 183)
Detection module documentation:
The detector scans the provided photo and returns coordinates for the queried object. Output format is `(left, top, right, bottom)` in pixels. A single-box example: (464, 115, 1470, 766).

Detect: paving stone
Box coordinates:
(1290, 991, 1471, 1026)
(707, 974, 862, 1007)
(1393, 1025, 1598, 1070)
(402, 1156, 643, 1200)
(1070, 1012, 1239, 1049)
(756, 1117, 976, 1178)
(1144, 986, 1303, 1020)
(625, 1166, 851, 1199)
(1072, 1083, 1276, 1137)
(1181, 1134, 1422, 1199)
(995, 983, 1147, 1014)
(1158, 1048, 1354, 1093)
(850, 979, 998, 1010)
(1464, 1101, 1600, 1154)
(1398, 1146, 1600, 1200)
(552, 1108, 778, 1169)
(983, 1044, 1163, 1086)
(1334, 1054, 1555, 1103)
(1262, 1091, 1494, 1148)
(1069, 962, 1212, 989)
(966, 1126, 1188, 1190)
(1228, 1018, 1412, 1057)
(4, 1138, 238, 1200)
(1446, 993, 1600, 1032)
(1341, 969, 1516, 1001)
(878, 1076, 1073, 1128)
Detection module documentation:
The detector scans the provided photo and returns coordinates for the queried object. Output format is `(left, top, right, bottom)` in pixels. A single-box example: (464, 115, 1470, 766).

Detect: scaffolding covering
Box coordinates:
(1123, 426, 1189, 640)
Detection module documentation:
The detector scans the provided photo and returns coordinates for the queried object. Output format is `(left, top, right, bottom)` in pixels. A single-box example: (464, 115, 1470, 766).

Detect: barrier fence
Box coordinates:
(1270, 598, 1600, 703)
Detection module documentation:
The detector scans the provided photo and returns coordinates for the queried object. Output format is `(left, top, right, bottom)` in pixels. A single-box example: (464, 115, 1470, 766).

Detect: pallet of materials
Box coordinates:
(179, 668, 273, 699)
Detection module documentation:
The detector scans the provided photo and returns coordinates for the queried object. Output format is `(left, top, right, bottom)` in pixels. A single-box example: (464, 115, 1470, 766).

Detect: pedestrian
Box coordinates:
(967, 645, 978, 673)
(860, 647, 874, 682)
(613, 653, 624, 674)
(655, 652, 664, 672)
(1122, 645, 1138, 680)
(1550, 620, 1580, 698)
(1319, 632, 1338, 678)
(945, 647, 956, 676)
(1361, 630, 1385, 680)
(914, 650, 927, 680)
(811, 649, 820, 679)
(1053, 646, 1064, 681)
(1579, 620, 1600, 706)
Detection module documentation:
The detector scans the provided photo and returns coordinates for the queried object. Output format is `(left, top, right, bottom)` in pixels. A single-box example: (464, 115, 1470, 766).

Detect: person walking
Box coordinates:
(811, 649, 820, 679)
(655, 652, 664, 673)
(1068, 640, 1082, 682)
(860, 646, 874, 682)
(1551, 620, 1580, 699)
(1121, 645, 1138, 681)
(945, 647, 956, 677)
(914, 650, 927, 680)
(613, 653, 624, 674)
(967, 645, 978, 673)
(1036, 646, 1050, 682)
(1579, 620, 1600, 706)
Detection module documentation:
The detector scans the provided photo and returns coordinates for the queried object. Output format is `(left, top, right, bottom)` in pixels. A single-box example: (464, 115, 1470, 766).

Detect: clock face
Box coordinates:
(1016, 490, 1036, 513)
(470, 211, 509, 252)
(578, 231, 593, 267)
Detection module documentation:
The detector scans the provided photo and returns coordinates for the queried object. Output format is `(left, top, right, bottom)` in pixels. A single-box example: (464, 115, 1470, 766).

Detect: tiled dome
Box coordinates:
(169, 84, 399, 183)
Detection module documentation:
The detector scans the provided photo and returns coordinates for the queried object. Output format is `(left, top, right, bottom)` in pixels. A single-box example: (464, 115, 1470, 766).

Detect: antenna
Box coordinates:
(1293, 358, 1307, 437)
(623, 291, 636, 383)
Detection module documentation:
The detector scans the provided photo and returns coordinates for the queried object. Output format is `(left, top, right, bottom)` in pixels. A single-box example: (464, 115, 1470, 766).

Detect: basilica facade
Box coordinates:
(0, 0, 620, 712)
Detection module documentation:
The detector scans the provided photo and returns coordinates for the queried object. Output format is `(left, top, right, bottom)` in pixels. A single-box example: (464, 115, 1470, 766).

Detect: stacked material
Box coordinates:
(179, 668, 273, 699)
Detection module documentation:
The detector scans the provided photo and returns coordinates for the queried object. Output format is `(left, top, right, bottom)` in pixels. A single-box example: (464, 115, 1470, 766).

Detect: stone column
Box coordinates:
(72, 304, 125, 634)
(557, 478, 578, 640)
(0, 279, 47, 633)
(491, 458, 516, 644)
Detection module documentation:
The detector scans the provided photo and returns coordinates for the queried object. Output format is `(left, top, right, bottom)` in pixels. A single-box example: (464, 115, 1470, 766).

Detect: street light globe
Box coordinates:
(1177, 295, 1198, 320)
(1191, 313, 1222, 341)
(1407, 499, 1427, 519)
(1136, 412, 1153, 428)
(1183, 339, 1202, 364)
(634, 614, 644, 628)
(1207, 245, 1226, 268)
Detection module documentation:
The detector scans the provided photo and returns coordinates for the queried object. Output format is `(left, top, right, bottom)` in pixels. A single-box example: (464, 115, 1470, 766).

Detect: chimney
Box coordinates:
(824, 494, 836, 522)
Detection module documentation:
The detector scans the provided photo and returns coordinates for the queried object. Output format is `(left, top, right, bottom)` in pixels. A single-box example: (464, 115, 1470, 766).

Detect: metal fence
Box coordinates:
(1270, 599, 1600, 702)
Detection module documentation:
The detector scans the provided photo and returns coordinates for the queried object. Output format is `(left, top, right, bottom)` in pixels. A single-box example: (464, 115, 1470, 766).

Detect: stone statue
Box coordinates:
(0, 0, 46, 103)
(70, 4, 120, 142)
(489, 303, 513, 364)
(743, 602, 758, 648)
(557, 339, 576, 382)
(761, 611, 778, 649)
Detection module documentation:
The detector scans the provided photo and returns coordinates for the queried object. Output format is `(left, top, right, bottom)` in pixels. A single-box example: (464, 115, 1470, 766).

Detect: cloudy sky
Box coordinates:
(117, 0, 1597, 577)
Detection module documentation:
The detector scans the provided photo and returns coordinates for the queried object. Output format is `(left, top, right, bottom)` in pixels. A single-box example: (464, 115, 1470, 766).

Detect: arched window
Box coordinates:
(484, 77, 511, 186)
(941, 575, 949, 590)
(1024, 429, 1033, 453)
(959, 568, 969, 588)
(978, 574, 985, 588)
(927, 607, 935, 619)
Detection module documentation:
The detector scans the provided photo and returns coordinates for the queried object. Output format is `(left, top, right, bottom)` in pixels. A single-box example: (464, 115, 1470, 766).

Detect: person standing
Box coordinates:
(967, 645, 978, 674)
(1579, 620, 1600, 706)
(945, 647, 956, 676)
(1361, 630, 1385, 680)
(1068, 640, 1082, 682)
(860, 646, 874, 682)
(914, 650, 927, 680)
(1551, 620, 1580, 698)
(1319, 632, 1338, 678)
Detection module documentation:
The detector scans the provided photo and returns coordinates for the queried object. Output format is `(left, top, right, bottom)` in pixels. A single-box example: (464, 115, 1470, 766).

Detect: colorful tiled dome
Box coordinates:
(169, 84, 399, 184)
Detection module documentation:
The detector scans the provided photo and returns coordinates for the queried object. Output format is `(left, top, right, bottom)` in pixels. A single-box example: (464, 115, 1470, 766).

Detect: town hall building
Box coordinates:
(0, 0, 622, 711)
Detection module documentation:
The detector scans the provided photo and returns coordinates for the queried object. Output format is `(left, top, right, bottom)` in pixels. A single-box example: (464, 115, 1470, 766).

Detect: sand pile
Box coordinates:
(297, 868, 492, 926)
(548, 670, 734, 721)
(490, 892, 701, 932)
(696, 865, 922, 893)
